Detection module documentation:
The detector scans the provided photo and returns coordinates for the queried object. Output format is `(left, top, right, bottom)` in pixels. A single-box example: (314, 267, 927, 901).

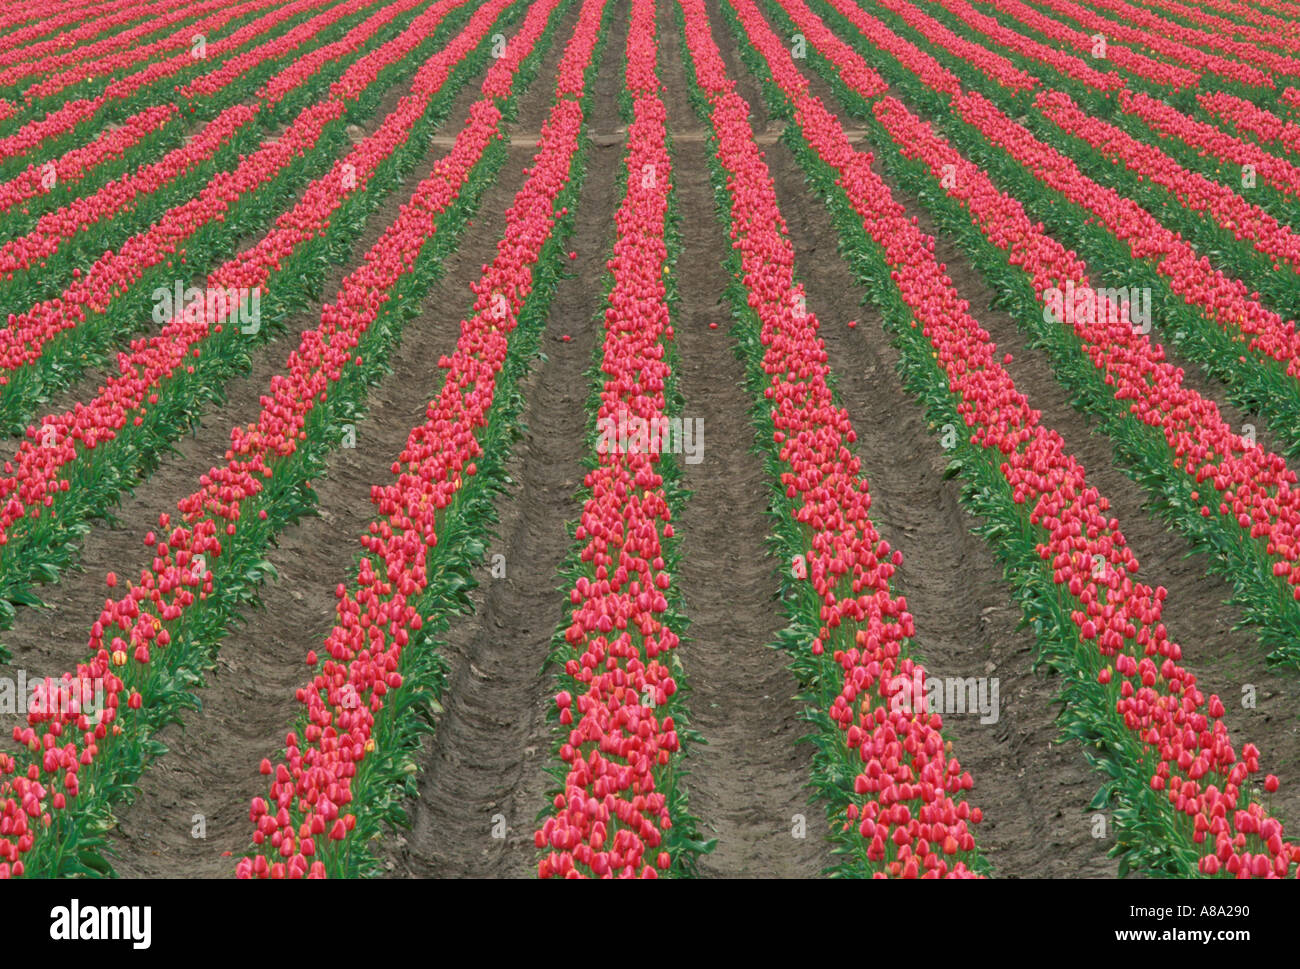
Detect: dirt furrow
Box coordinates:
(654, 0, 831, 878)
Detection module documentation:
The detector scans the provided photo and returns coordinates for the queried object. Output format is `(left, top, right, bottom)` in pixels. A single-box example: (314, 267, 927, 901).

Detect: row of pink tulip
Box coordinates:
(1152, 0, 1300, 51)
(3, 0, 262, 99)
(0, 0, 487, 568)
(0, 0, 186, 66)
(1198, 91, 1300, 159)
(536, 0, 687, 880)
(918, 0, 1122, 90)
(976, 0, 1285, 88)
(0, 0, 463, 381)
(1054, 0, 1300, 78)
(971, 0, 1207, 89)
(802, 0, 1300, 610)
(0, 103, 175, 218)
(1033, 90, 1300, 276)
(0, 0, 410, 284)
(873, 0, 1036, 94)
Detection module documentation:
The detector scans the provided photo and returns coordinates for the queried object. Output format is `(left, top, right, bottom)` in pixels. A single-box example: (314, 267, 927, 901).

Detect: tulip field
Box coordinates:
(1, 0, 1300, 882)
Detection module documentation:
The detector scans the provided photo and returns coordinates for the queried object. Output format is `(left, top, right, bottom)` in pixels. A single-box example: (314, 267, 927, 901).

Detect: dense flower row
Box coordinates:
(0, 0, 201, 91)
(0, 0, 150, 59)
(873, 0, 1037, 93)
(0, 0, 467, 380)
(877, 87, 1300, 628)
(921, 0, 1122, 90)
(536, 0, 689, 880)
(0, 0, 327, 163)
(1198, 91, 1300, 159)
(0, 0, 493, 619)
(1033, 90, 1300, 275)
(693, 0, 984, 877)
(259, 0, 432, 105)
(981, 0, 1283, 88)
(178, 0, 393, 100)
(0, 103, 175, 218)
(760, 0, 1300, 877)
(973, 0, 1205, 89)
(0, 0, 189, 70)
(1188, 0, 1300, 47)
(795, 0, 1300, 641)
(0, 0, 410, 287)
(0, 0, 554, 879)
(1057, 0, 1300, 80)
(949, 90, 1300, 381)
(16, 0, 284, 102)
(874, 0, 1300, 305)
(1142, 0, 1300, 50)
(0, 103, 254, 280)
(800, 0, 1300, 658)
(239, 0, 602, 880)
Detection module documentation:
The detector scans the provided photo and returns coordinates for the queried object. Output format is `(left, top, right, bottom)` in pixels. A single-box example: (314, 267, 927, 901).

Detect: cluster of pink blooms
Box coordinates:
(0, 0, 481, 383)
(0, 103, 253, 280)
(762, 0, 1298, 877)
(977, 0, 1205, 89)
(923, 0, 1123, 90)
(0, 103, 175, 218)
(0, 0, 424, 284)
(820, 0, 954, 95)
(0, 0, 325, 163)
(20, 0, 286, 103)
(1034, 90, 1300, 275)
(177, 0, 392, 100)
(0, 0, 502, 575)
(1120, 89, 1300, 202)
(872, 95, 1297, 877)
(962, 89, 1300, 377)
(536, 0, 682, 881)
(879, 87, 1300, 603)
(701, 0, 984, 878)
(237, 0, 597, 880)
(0, 0, 195, 83)
(1068, 0, 1300, 80)
(1198, 91, 1300, 159)
(0, 0, 148, 58)
(874, 0, 1038, 93)
(1146, 0, 1300, 50)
